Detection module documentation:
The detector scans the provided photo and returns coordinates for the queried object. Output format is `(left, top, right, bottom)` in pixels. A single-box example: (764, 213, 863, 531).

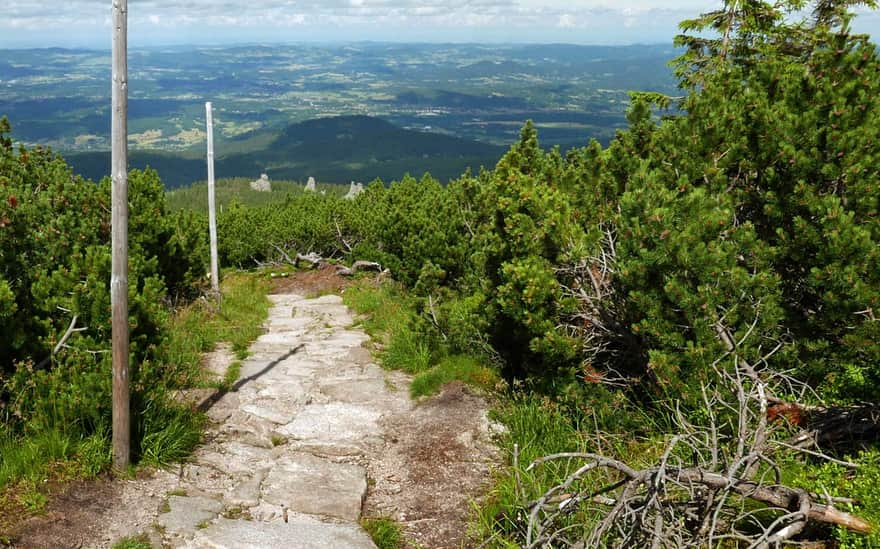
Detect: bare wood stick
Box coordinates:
(36, 315, 81, 369)
(673, 469, 872, 534)
(110, 0, 130, 473)
(769, 440, 861, 468)
(205, 102, 220, 298)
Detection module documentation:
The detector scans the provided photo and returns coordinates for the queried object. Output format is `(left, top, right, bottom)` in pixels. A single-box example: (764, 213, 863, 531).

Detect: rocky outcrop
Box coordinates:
(250, 173, 272, 192)
(344, 181, 364, 200)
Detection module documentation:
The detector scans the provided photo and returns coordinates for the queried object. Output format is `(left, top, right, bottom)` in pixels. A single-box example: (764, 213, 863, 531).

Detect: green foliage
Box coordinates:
(786, 450, 880, 548)
(0, 121, 272, 535)
(349, 175, 470, 288)
(664, 0, 880, 402)
(360, 516, 404, 549)
(218, 191, 346, 266)
(459, 123, 587, 382)
(165, 177, 340, 213)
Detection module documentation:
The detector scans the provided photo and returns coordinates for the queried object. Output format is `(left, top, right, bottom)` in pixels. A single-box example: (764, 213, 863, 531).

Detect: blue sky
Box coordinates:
(1, 1, 879, 48)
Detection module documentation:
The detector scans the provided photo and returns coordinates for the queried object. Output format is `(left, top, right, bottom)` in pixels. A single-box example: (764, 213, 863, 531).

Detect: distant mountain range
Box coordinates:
(66, 115, 507, 188)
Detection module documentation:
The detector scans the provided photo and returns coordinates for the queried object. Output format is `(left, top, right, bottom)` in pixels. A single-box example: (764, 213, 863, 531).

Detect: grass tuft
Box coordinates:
(111, 534, 151, 549)
(360, 516, 404, 549)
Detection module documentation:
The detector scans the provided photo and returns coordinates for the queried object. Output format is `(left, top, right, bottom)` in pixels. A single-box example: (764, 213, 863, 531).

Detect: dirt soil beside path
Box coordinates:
(365, 381, 502, 548)
(4, 269, 502, 549)
(269, 263, 349, 296)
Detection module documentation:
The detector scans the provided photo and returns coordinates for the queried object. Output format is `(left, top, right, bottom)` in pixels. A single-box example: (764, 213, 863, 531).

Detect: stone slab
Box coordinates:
(224, 470, 267, 508)
(260, 453, 367, 521)
(196, 441, 275, 476)
(276, 403, 383, 453)
(189, 515, 376, 549)
(318, 377, 391, 403)
(157, 495, 223, 537)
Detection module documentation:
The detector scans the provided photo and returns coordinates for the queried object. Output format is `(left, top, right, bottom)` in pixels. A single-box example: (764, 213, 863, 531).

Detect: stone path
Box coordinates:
(21, 289, 500, 549)
(155, 293, 406, 548)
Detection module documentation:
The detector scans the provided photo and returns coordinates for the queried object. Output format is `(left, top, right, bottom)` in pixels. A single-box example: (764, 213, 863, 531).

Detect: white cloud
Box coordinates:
(0, 1, 877, 46)
(557, 13, 576, 28)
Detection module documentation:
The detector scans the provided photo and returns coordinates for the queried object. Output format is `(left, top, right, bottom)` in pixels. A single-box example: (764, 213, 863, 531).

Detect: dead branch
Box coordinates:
(37, 314, 86, 369)
(271, 243, 297, 265)
(521, 311, 874, 548)
(558, 225, 643, 386)
(336, 260, 382, 277)
(295, 251, 323, 269)
(333, 216, 357, 254)
(426, 294, 448, 341)
(270, 244, 326, 269)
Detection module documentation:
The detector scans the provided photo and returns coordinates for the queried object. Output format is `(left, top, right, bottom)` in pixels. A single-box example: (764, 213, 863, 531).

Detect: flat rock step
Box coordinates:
(188, 515, 376, 549)
(261, 453, 368, 521)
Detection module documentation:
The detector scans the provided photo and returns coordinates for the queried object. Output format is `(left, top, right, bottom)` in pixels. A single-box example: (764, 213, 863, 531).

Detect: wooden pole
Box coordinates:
(111, 0, 130, 472)
(205, 102, 220, 297)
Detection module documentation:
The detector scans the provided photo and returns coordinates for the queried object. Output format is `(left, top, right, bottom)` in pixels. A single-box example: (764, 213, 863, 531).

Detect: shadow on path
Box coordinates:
(198, 344, 305, 413)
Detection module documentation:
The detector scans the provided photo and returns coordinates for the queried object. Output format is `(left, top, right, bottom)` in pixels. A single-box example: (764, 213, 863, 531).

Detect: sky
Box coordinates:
(1, 0, 879, 48)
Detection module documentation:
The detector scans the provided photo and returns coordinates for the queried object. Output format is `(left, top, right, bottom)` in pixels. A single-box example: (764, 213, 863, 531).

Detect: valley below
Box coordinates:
(0, 42, 678, 187)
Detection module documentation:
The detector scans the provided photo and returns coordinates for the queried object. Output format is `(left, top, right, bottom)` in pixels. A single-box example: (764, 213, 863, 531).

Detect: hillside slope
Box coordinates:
(66, 115, 505, 188)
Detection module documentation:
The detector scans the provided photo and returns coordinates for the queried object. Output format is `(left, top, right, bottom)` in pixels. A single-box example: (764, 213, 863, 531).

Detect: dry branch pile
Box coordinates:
(524, 292, 874, 547)
(522, 362, 873, 548)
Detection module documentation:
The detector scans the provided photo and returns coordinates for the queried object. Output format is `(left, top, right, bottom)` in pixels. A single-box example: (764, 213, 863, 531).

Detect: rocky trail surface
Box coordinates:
(13, 285, 500, 548)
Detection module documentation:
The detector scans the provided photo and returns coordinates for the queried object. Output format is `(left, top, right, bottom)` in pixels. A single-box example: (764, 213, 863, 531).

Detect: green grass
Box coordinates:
(384, 329, 432, 374)
(471, 394, 672, 546)
(0, 428, 77, 489)
(343, 280, 414, 340)
(360, 517, 404, 549)
(219, 361, 242, 392)
(410, 355, 498, 399)
(136, 273, 270, 466)
(343, 280, 432, 375)
(784, 449, 880, 548)
(111, 534, 151, 549)
(0, 428, 111, 537)
(343, 280, 499, 395)
(161, 272, 270, 388)
(471, 396, 587, 544)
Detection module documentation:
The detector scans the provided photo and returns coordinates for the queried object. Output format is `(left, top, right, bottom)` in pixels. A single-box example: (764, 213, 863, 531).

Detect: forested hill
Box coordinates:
(65, 115, 506, 188)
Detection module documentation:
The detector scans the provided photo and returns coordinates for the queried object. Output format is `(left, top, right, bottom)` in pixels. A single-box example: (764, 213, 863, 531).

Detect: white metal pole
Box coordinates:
(110, 0, 130, 472)
(205, 102, 220, 297)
